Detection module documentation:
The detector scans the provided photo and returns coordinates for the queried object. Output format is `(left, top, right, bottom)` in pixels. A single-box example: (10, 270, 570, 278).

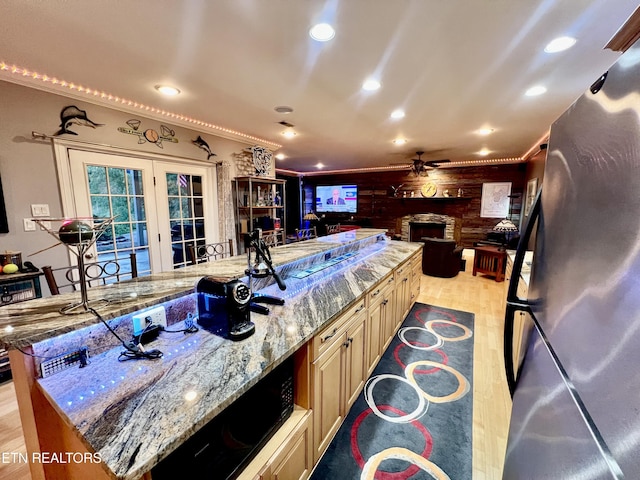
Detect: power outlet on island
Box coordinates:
(132, 306, 167, 335)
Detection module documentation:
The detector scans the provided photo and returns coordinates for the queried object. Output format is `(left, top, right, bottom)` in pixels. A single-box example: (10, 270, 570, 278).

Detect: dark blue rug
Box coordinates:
(311, 303, 474, 480)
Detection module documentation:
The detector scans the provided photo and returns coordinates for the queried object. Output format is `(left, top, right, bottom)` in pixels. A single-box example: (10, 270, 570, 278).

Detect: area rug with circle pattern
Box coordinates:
(310, 303, 474, 480)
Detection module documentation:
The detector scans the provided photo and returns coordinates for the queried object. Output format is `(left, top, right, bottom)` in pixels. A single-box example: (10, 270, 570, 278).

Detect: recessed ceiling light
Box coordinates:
(274, 106, 294, 114)
(478, 148, 490, 156)
(476, 128, 494, 136)
(275, 153, 286, 160)
(309, 23, 335, 42)
(316, 163, 324, 169)
(282, 130, 296, 138)
(155, 84, 180, 96)
(390, 109, 405, 120)
(544, 36, 577, 53)
(525, 85, 547, 97)
(362, 78, 381, 91)
(393, 138, 407, 145)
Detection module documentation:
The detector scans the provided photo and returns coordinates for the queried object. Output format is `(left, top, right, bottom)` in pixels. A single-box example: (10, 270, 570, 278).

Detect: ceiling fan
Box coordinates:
(406, 151, 451, 176)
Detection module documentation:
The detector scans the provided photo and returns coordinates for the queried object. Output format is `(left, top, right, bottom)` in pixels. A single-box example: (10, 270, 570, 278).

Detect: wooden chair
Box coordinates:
(189, 239, 234, 264)
(294, 227, 317, 242)
(326, 223, 341, 235)
(262, 230, 285, 248)
(43, 252, 138, 295)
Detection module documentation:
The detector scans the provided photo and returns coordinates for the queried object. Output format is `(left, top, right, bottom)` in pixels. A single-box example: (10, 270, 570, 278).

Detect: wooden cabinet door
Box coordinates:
(344, 314, 367, 409)
(366, 299, 383, 376)
(312, 338, 345, 462)
(394, 266, 411, 330)
(270, 412, 313, 480)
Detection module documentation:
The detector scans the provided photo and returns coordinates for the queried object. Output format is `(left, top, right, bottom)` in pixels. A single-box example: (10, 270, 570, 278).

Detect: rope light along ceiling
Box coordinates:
(0, 62, 282, 149)
(299, 157, 525, 176)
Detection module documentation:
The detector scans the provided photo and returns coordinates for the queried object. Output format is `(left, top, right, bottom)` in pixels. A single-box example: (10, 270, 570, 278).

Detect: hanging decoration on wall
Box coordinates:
(117, 119, 178, 148)
(54, 105, 104, 136)
(249, 145, 273, 176)
(192, 135, 217, 160)
(390, 184, 404, 197)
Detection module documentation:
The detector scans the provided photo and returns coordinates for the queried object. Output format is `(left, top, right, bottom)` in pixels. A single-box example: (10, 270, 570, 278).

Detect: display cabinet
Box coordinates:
(234, 176, 286, 253)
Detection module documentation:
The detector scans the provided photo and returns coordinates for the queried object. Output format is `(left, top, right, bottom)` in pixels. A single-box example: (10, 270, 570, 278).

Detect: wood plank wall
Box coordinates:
(302, 163, 527, 247)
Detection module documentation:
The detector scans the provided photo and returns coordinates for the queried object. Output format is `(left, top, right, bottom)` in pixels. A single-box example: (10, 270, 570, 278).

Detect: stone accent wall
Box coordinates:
(401, 214, 455, 242)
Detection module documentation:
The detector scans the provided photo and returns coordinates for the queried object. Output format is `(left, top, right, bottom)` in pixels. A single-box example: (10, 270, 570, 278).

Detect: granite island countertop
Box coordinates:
(0, 229, 389, 350)
(7, 231, 422, 480)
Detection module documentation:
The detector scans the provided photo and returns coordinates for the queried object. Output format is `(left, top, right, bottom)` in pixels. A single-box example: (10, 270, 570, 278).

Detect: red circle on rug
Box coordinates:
(351, 405, 433, 479)
(393, 342, 448, 374)
(414, 306, 457, 324)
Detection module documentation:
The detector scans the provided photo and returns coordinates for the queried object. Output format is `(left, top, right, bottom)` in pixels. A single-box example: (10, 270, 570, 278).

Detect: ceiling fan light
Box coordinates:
(393, 138, 407, 145)
(477, 128, 494, 136)
(390, 109, 405, 119)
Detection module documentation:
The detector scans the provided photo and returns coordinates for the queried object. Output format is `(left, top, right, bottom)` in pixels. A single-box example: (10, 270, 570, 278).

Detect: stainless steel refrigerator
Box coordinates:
(503, 40, 640, 479)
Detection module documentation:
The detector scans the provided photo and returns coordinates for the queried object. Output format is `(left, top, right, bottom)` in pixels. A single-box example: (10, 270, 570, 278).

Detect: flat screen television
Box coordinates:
(315, 185, 358, 213)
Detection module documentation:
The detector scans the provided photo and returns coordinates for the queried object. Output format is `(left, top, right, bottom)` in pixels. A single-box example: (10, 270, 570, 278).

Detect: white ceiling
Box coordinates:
(1, 1, 637, 173)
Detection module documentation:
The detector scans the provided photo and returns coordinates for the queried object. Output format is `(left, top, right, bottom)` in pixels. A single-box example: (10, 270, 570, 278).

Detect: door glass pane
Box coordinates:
(167, 173, 204, 268)
(86, 165, 151, 277)
(108, 168, 126, 195)
(87, 166, 108, 194)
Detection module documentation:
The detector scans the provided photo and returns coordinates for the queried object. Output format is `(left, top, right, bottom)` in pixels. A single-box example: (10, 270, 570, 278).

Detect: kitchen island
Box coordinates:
(0, 229, 423, 480)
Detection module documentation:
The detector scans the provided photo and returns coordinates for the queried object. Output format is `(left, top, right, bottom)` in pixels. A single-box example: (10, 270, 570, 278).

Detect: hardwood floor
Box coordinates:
(0, 379, 30, 480)
(0, 249, 511, 480)
(416, 249, 512, 480)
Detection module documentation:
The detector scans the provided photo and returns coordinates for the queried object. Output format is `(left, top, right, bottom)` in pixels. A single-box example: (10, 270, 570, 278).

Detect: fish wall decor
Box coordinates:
(54, 105, 104, 136)
(192, 136, 217, 160)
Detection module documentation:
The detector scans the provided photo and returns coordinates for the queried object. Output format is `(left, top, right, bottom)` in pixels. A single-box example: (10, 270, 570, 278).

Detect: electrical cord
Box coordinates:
(161, 314, 199, 334)
(87, 307, 163, 361)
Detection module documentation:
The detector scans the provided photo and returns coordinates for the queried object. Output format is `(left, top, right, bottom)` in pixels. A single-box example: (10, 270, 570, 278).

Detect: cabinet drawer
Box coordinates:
(368, 274, 393, 308)
(312, 298, 366, 360)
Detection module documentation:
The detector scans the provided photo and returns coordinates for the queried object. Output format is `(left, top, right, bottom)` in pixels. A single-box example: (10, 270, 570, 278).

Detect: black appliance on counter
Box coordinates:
(152, 357, 294, 480)
(196, 277, 255, 340)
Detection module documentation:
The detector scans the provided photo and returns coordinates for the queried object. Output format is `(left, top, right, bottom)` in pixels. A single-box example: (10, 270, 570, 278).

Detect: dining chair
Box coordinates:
(189, 239, 235, 264)
(43, 252, 138, 295)
(326, 223, 341, 235)
(294, 227, 318, 242)
(262, 231, 285, 248)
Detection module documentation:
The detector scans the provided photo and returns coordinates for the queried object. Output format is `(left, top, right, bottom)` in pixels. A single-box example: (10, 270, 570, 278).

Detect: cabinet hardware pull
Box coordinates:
(387, 277, 394, 284)
(355, 305, 365, 313)
(372, 289, 380, 297)
(348, 337, 353, 343)
(343, 341, 350, 348)
(322, 328, 338, 342)
(382, 299, 388, 305)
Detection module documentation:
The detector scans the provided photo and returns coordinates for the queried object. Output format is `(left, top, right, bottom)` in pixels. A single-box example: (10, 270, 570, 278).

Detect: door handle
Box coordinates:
(504, 190, 540, 397)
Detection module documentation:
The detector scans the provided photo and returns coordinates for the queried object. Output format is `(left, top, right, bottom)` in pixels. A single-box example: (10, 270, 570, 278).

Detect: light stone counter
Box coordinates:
(2, 230, 422, 480)
(0, 229, 387, 350)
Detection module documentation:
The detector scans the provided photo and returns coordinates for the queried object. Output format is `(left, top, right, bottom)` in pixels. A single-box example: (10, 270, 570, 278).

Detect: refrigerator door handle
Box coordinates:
(504, 190, 541, 397)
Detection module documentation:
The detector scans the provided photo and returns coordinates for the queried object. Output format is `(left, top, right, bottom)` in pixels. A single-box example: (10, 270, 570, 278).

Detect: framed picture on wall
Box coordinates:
(524, 178, 538, 217)
(480, 182, 511, 218)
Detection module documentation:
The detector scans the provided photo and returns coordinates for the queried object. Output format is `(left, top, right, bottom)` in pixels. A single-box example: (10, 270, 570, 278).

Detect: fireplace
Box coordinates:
(401, 214, 455, 242)
(409, 222, 446, 242)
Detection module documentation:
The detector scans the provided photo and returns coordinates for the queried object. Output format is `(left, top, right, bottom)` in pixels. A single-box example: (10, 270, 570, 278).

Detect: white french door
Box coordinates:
(60, 146, 217, 274)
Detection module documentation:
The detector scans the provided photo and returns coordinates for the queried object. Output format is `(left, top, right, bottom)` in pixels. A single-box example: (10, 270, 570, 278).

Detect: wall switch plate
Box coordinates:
(23, 218, 37, 231)
(132, 306, 167, 335)
(31, 204, 50, 217)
